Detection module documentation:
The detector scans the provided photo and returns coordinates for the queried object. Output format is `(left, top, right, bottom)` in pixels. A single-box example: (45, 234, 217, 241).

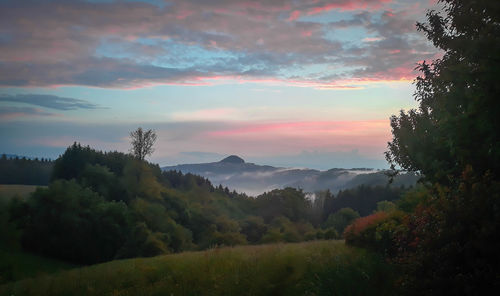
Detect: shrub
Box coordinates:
(324, 207, 360, 234)
(344, 211, 405, 256)
(324, 227, 339, 240)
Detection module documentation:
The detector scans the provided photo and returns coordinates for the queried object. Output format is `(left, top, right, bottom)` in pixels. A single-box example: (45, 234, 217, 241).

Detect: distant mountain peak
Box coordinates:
(220, 155, 245, 164)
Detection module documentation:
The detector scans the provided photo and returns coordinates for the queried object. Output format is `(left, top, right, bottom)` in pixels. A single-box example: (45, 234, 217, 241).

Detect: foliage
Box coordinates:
(381, 0, 500, 293)
(395, 185, 429, 213)
(240, 216, 267, 244)
(344, 211, 406, 257)
(0, 154, 53, 185)
(5, 143, 410, 268)
(375, 200, 396, 213)
(386, 0, 500, 184)
(323, 207, 360, 234)
(254, 187, 312, 223)
(11, 180, 130, 264)
(52, 142, 133, 181)
(129, 127, 157, 160)
(393, 170, 500, 295)
(8, 144, 360, 266)
(322, 185, 404, 217)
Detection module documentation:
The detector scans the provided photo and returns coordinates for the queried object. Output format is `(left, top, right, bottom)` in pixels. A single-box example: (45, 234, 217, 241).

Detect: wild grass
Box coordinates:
(0, 240, 396, 296)
(0, 249, 76, 284)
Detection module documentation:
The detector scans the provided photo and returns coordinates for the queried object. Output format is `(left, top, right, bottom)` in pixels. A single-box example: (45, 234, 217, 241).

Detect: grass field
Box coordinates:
(0, 184, 42, 200)
(0, 249, 76, 284)
(0, 240, 396, 296)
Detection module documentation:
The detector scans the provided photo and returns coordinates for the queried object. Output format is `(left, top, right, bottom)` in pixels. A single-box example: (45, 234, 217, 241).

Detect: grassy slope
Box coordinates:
(0, 184, 41, 199)
(0, 240, 396, 296)
(0, 249, 76, 284)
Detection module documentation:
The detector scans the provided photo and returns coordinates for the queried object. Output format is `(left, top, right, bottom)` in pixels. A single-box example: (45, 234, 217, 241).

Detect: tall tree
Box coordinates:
(386, 0, 500, 184)
(130, 127, 157, 160)
(384, 1, 500, 293)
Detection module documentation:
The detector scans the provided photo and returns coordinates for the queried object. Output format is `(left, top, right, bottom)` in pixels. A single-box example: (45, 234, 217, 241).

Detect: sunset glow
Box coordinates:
(0, 0, 439, 169)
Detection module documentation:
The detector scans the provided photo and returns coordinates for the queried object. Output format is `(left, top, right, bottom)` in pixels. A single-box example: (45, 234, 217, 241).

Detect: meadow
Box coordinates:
(0, 184, 41, 199)
(0, 240, 396, 296)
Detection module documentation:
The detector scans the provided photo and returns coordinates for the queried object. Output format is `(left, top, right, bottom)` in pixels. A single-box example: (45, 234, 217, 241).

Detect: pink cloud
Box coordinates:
(171, 108, 239, 121)
(195, 120, 392, 158)
(288, 10, 301, 21)
(176, 10, 195, 20)
(0, 0, 437, 89)
(208, 120, 389, 137)
(301, 30, 313, 37)
(362, 37, 384, 42)
(307, 0, 392, 14)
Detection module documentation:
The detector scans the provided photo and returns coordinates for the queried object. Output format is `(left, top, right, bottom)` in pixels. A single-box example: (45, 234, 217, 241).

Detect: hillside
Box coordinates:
(0, 184, 40, 199)
(163, 156, 417, 195)
(0, 240, 396, 296)
(1, 142, 410, 293)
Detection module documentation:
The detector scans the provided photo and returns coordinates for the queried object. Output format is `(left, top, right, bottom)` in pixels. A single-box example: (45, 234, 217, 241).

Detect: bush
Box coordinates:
(324, 228, 339, 240)
(14, 180, 130, 264)
(324, 207, 360, 234)
(344, 211, 405, 256)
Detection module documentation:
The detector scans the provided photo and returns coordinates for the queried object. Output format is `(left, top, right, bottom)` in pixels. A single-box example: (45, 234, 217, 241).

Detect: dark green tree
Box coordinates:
(385, 0, 500, 294)
(14, 180, 130, 264)
(386, 0, 500, 184)
(323, 207, 360, 234)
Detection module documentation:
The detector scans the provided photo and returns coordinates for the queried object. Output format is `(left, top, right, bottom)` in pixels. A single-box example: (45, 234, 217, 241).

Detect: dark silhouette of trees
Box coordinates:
(12, 180, 129, 264)
(323, 207, 360, 234)
(5, 143, 413, 266)
(0, 154, 53, 185)
(130, 127, 157, 160)
(386, 0, 500, 185)
(382, 0, 500, 293)
(322, 185, 403, 218)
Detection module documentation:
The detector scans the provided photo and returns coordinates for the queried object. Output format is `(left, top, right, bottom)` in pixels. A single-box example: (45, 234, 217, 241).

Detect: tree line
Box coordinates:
(0, 155, 53, 185)
(2, 143, 407, 265)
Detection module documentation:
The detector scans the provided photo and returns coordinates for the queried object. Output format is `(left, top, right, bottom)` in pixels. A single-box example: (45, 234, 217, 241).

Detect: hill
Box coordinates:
(0, 184, 40, 199)
(163, 156, 417, 195)
(0, 240, 396, 296)
(1, 143, 410, 283)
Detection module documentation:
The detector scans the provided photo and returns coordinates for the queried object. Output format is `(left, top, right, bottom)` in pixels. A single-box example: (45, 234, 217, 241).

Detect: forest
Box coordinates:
(0, 0, 498, 294)
(1, 142, 406, 268)
(0, 155, 53, 185)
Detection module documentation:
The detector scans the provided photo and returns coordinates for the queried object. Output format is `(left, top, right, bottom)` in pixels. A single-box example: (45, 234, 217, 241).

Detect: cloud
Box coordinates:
(305, 0, 392, 15)
(0, 0, 438, 89)
(0, 106, 57, 120)
(0, 94, 104, 110)
(0, 118, 392, 168)
(170, 108, 241, 121)
(206, 120, 390, 144)
(248, 149, 389, 170)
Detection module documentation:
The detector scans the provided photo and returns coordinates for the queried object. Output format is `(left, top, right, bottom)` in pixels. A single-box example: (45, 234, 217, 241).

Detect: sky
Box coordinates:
(0, 0, 440, 170)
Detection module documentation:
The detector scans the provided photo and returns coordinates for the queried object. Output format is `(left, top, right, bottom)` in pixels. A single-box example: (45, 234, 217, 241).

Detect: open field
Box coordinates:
(0, 249, 76, 284)
(0, 240, 396, 296)
(0, 184, 42, 199)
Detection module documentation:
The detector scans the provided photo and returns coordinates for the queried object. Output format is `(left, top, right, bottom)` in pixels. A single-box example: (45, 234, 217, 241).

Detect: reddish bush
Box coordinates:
(344, 212, 388, 239)
(344, 211, 406, 257)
